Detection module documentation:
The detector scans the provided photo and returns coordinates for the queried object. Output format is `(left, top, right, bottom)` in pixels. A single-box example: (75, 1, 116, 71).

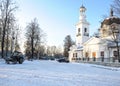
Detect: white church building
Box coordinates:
(69, 5, 120, 63)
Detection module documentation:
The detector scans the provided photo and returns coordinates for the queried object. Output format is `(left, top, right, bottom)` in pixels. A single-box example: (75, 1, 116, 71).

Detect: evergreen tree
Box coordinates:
(63, 35, 74, 59)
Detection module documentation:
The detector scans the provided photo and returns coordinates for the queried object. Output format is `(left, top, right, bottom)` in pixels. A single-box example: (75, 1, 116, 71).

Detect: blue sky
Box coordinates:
(16, 0, 113, 46)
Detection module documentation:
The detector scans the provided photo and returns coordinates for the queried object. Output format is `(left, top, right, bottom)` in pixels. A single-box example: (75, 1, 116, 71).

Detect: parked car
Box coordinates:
(5, 51, 24, 64)
(57, 58, 69, 63)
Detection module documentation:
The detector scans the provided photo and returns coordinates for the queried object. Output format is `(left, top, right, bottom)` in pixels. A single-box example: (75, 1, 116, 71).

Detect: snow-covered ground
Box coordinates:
(0, 60, 120, 86)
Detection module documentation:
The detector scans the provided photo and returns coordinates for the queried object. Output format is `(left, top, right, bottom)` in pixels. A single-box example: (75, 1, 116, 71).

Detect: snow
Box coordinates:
(0, 60, 120, 86)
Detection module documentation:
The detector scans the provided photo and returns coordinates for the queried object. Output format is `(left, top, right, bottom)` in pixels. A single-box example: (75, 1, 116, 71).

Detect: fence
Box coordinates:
(71, 57, 119, 63)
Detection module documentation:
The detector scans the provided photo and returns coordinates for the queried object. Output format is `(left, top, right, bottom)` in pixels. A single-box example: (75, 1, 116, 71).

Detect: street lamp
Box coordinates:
(110, 23, 120, 62)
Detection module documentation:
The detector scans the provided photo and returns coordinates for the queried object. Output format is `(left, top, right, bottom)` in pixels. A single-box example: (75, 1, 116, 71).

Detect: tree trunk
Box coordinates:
(31, 37, 34, 60)
(1, 17, 7, 59)
(5, 28, 9, 57)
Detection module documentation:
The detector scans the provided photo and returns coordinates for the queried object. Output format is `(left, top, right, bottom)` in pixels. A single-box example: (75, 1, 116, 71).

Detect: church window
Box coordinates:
(84, 28, 87, 32)
(73, 53, 77, 57)
(77, 28, 81, 36)
(100, 51, 104, 56)
(113, 51, 118, 60)
(78, 28, 80, 33)
(101, 51, 104, 62)
(84, 28, 89, 36)
(113, 51, 117, 56)
(76, 53, 77, 57)
(73, 53, 74, 57)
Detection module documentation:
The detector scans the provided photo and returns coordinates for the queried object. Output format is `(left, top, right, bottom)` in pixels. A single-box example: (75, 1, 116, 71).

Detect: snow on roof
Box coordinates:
(106, 16, 118, 20)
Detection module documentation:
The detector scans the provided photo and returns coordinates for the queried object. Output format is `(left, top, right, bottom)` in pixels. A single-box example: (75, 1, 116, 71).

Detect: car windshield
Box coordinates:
(12, 52, 22, 56)
(12, 52, 18, 56)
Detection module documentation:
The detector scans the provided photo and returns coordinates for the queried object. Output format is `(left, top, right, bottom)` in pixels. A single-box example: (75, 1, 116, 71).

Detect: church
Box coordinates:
(69, 5, 120, 63)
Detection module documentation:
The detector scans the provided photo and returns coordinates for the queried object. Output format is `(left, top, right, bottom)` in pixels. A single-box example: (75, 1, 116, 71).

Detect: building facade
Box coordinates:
(69, 5, 120, 63)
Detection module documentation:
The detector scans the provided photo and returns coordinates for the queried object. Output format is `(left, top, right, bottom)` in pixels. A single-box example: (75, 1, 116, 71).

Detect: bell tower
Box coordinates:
(76, 5, 90, 47)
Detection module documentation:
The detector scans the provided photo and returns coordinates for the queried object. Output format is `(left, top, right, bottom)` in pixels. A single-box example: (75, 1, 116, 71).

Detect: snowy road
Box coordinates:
(0, 60, 120, 86)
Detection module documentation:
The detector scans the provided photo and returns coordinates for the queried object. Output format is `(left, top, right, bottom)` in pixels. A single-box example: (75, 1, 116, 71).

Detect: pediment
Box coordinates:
(83, 37, 100, 45)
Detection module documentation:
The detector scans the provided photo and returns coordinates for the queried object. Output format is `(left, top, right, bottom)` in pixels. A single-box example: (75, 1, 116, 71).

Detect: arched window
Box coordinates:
(76, 53, 77, 57)
(73, 53, 74, 57)
(78, 28, 80, 33)
(113, 51, 117, 57)
(84, 28, 87, 32)
(100, 51, 104, 56)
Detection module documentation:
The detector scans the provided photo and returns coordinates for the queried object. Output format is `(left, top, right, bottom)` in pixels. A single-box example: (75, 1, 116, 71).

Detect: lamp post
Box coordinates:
(111, 23, 120, 62)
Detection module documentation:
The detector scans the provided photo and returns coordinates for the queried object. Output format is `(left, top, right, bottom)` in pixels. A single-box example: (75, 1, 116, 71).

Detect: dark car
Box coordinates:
(5, 51, 24, 64)
(57, 58, 69, 63)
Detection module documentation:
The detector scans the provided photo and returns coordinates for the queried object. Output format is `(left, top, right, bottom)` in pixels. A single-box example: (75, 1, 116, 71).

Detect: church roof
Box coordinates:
(83, 37, 100, 45)
(80, 5, 86, 12)
(101, 16, 120, 27)
(101, 9, 120, 27)
(80, 5, 86, 9)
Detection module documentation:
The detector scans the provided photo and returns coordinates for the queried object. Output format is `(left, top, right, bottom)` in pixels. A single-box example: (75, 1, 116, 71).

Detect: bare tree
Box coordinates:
(110, 23, 120, 62)
(54, 46, 63, 59)
(0, 0, 17, 58)
(46, 46, 51, 56)
(37, 45, 46, 59)
(63, 35, 74, 59)
(25, 18, 46, 60)
(45, 45, 63, 59)
(112, 0, 120, 17)
(24, 39, 31, 59)
(5, 13, 16, 56)
(14, 25, 21, 52)
(46, 46, 57, 57)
